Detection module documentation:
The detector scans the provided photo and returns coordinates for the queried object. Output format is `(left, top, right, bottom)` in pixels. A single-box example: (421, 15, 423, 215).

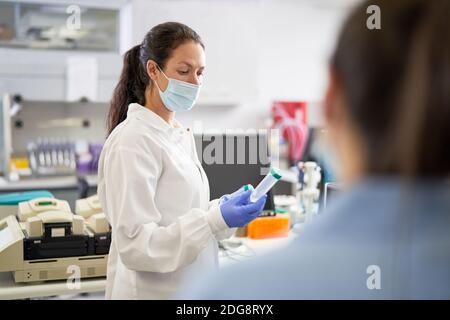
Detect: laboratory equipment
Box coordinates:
(75, 194, 102, 218)
(0, 190, 54, 220)
(273, 194, 299, 227)
(27, 138, 76, 176)
(247, 214, 290, 239)
(250, 167, 282, 202)
(25, 138, 103, 177)
(297, 161, 322, 223)
(76, 194, 111, 235)
(0, 195, 110, 283)
(88, 143, 103, 173)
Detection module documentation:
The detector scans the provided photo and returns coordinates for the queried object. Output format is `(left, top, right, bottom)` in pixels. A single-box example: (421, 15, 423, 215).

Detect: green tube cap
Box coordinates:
(270, 167, 282, 180)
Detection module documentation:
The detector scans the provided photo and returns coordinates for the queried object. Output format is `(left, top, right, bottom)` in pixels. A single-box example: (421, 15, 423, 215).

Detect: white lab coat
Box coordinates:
(97, 103, 235, 299)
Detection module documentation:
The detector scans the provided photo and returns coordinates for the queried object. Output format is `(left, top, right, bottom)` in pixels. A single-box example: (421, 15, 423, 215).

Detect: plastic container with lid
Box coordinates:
(247, 214, 290, 239)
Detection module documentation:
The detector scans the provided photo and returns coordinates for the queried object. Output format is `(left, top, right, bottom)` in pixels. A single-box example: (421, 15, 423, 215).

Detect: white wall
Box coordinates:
(129, 0, 353, 130)
(0, 0, 355, 131)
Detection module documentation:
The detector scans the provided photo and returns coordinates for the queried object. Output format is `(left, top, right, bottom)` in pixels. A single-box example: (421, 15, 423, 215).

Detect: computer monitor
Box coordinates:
(194, 132, 275, 212)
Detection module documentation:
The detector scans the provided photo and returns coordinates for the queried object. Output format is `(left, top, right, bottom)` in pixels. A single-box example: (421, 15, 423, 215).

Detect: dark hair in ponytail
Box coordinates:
(332, 0, 450, 177)
(107, 22, 204, 135)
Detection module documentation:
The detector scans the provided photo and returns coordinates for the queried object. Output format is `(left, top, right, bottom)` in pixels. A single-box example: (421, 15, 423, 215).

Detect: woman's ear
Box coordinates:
(146, 60, 158, 81)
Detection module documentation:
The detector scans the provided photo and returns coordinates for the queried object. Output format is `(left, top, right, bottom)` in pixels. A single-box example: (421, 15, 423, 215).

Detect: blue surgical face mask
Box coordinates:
(154, 66, 202, 112)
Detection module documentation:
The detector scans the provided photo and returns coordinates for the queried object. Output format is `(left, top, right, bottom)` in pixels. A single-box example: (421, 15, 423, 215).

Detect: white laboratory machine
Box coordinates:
(297, 161, 322, 223)
(0, 196, 110, 283)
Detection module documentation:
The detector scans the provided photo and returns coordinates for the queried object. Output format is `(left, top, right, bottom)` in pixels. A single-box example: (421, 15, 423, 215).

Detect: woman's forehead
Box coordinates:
(169, 42, 205, 67)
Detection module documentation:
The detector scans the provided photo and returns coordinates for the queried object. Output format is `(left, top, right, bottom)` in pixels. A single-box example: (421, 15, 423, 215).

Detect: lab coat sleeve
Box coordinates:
(104, 146, 230, 273)
(208, 199, 237, 241)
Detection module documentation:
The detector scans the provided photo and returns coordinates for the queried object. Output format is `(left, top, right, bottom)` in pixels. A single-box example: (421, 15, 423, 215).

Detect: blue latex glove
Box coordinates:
(220, 190, 267, 228)
(220, 184, 254, 203)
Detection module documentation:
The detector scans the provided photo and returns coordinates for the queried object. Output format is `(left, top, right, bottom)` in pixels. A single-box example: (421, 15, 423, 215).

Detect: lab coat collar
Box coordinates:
(127, 103, 184, 133)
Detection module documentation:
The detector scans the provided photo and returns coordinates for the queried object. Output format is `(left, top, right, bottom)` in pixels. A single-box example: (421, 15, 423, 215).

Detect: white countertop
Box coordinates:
(219, 232, 297, 267)
(0, 175, 98, 191)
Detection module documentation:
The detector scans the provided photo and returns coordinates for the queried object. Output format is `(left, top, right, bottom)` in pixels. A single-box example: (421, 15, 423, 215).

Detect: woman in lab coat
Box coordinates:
(97, 22, 267, 299)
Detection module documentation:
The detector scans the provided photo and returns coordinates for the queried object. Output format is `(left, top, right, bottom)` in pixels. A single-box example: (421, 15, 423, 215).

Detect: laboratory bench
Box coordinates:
(0, 174, 98, 191)
(0, 272, 106, 300)
(0, 231, 299, 300)
(0, 170, 300, 299)
(0, 174, 98, 213)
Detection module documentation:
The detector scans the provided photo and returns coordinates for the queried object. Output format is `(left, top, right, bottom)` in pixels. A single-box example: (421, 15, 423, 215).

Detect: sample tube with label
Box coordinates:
(250, 167, 282, 202)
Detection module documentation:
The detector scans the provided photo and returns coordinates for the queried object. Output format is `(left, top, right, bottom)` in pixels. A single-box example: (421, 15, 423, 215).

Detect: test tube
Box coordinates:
(229, 184, 254, 197)
(250, 167, 282, 202)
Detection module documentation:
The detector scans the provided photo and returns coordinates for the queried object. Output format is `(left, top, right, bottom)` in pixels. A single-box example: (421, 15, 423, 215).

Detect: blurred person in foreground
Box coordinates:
(181, 0, 450, 299)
